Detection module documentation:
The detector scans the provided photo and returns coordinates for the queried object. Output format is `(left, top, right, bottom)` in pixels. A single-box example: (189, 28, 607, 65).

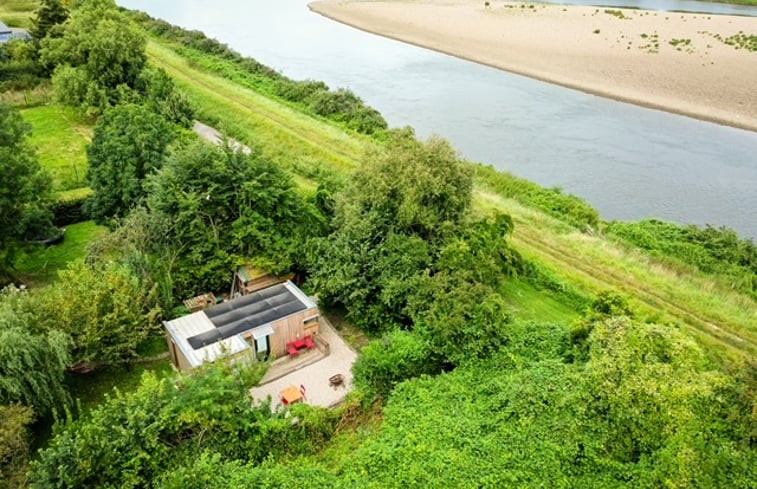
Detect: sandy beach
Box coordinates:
(309, 1, 757, 131)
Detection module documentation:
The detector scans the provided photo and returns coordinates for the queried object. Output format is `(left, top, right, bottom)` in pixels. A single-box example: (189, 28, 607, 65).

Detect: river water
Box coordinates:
(119, 0, 757, 238)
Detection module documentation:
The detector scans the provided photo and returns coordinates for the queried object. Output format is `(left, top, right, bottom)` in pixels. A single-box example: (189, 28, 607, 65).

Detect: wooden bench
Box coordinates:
(286, 334, 316, 356)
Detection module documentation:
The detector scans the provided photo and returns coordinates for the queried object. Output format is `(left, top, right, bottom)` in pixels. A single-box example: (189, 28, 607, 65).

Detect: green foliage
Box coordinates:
(475, 163, 599, 229)
(136, 67, 195, 127)
(0, 288, 71, 415)
(86, 104, 174, 221)
(412, 274, 511, 366)
(31, 0, 69, 41)
(606, 219, 757, 297)
(30, 365, 339, 489)
(353, 329, 442, 399)
(147, 141, 318, 295)
(50, 187, 92, 225)
(40, 0, 147, 115)
(0, 103, 54, 280)
(338, 318, 755, 488)
(30, 261, 160, 365)
(130, 11, 387, 136)
(0, 39, 45, 91)
(0, 404, 35, 489)
(308, 131, 475, 331)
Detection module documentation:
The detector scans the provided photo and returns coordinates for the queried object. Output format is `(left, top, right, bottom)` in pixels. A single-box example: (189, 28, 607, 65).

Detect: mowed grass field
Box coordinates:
(21, 105, 92, 193)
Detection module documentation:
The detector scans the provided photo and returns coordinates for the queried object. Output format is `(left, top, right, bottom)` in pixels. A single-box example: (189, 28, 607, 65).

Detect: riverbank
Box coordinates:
(309, 1, 757, 132)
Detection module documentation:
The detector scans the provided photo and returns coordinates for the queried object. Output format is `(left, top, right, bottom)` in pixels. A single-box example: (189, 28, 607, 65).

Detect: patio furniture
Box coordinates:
(286, 334, 317, 357)
(281, 385, 304, 405)
(329, 374, 345, 389)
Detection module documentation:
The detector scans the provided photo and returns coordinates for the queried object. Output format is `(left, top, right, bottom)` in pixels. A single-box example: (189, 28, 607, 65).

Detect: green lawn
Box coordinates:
(14, 220, 107, 286)
(0, 0, 38, 28)
(21, 105, 92, 192)
(66, 359, 174, 414)
(500, 280, 580, 325)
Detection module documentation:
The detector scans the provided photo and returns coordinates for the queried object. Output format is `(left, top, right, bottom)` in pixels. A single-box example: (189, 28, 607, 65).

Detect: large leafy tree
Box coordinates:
(307, 130, 475, 331)
(0, 104, 53, 281)
(147, 141, 316, 295)
(86, 104, 174, 221)
(0, 289, 71, 416)
(31, 261, 160, 365)
(40, 0, 147, 114)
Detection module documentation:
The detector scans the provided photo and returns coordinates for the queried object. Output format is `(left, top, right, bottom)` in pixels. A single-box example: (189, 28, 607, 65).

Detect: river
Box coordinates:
(119, 0, 757, 239)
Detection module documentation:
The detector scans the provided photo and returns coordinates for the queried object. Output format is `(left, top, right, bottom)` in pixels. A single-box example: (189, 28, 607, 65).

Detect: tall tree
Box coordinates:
(0, 289, 71, 416)
(0, 104, 53, 281)
(40, 0, 147, 114)
(307, 130, 475, 331)
(30, 0, 69, 41)
(86, 104, 174, 221)
(147, 141, 315, 295)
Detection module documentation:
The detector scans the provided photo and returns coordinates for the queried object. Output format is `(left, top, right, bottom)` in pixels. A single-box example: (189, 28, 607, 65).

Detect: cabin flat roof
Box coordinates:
(164, 281, 317, 368)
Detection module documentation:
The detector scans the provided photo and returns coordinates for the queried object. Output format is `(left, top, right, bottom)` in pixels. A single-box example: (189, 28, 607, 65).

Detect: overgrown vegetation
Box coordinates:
(2, 1, 756, 487)
(606, 219, 757, 298)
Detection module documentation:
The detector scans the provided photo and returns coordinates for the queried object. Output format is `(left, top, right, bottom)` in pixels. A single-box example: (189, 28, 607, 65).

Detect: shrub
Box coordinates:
(353, 330, 442, 399)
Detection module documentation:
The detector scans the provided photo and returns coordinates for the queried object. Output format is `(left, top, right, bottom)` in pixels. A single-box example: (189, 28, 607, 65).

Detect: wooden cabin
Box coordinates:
(164, 281, 321, 371)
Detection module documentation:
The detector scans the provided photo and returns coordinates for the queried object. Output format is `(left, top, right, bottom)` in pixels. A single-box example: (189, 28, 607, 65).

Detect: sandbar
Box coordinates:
(309, 0, 757, 131)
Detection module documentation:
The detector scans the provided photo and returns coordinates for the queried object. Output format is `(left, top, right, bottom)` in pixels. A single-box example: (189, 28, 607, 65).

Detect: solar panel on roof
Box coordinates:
(186, 283, 308, 350)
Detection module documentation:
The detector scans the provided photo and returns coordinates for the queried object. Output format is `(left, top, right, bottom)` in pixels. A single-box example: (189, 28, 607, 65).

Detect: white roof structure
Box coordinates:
(164, 310, 249, 368)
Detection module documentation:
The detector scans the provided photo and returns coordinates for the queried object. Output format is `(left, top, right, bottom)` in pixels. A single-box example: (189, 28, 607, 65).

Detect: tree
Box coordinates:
(147, 141, 316, 295)
(40, 0, 147, 114)
(0, 104, 53, 282)
(31, 0, 69, 42)
(307, 130, 475, 331)
(0, 288, 71, 416)
(86, 104, 174, 221)
(137, 67, 195, 127)
(32, 261, 160, 365)
(0, 404, 35, 489)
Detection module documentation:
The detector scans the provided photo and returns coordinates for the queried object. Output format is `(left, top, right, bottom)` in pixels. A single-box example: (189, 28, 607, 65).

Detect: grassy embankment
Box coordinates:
(0, 0, 37, 28)
(145, 37, 755, 362)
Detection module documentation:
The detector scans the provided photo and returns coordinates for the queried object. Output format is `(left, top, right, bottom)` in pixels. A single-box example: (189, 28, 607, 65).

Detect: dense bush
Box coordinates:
(29, 261, 160, 365)
(0, 404, 35, 489)
(29, 365, 339, 489)
(475, 164, 599, 229)
(50, 188, 92, 226)
(606, 219, 757, 297)
(353, 329, 442, 399)
(128, 11, 388, 135)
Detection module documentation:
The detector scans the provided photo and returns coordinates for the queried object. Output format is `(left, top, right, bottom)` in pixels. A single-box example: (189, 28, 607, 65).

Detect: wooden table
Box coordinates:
(281, 385, 304, 405)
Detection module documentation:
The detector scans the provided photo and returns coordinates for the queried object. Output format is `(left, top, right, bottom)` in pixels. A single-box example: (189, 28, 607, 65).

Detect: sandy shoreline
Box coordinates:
(309, 1, 757, 132)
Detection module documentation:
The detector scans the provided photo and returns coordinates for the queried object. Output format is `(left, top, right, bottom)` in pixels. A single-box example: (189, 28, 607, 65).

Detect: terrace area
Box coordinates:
(250, 317, 357, 409)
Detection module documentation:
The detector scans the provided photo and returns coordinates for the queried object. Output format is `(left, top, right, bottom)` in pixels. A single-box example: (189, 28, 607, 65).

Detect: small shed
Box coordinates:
(230, 264, 291, 297)
(165, 281, 321, 371)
